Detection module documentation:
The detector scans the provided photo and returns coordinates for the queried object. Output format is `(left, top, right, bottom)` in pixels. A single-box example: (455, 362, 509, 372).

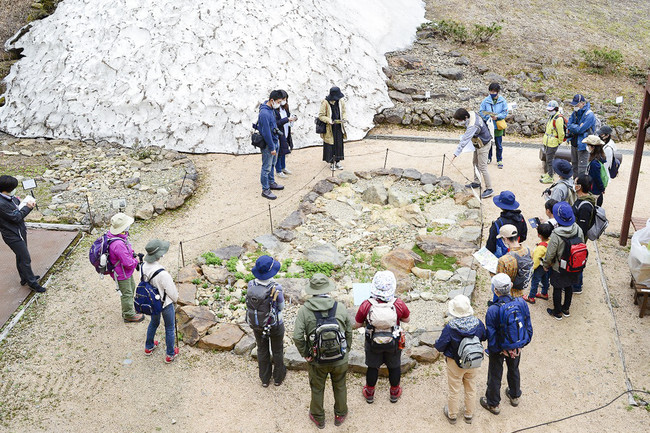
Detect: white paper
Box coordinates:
(507, 102, 517, 111)
(460, 135, 476, 154)
(616, 96, 623, 104)
(352, 283, 372, 306)
(473, 247, 498, 274)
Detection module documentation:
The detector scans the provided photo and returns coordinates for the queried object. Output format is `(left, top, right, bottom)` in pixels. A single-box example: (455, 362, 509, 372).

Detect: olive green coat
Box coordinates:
(318, 99, 347, 145)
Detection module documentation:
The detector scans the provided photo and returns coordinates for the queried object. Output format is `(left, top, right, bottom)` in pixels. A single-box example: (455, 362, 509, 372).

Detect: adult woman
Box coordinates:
(319, 86, 347, 170)
(274, 90, 297, 178)
(583, 135, 607, 206)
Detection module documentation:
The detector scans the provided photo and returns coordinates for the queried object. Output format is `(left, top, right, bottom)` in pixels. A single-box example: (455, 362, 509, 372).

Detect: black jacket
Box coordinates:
(486, 210, 528, 254)
(274, 108, 293, 156)
(0, 195, 31, 244)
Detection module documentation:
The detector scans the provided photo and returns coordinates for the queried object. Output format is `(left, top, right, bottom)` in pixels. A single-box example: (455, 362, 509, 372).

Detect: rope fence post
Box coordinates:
(441, 154, 446, 177)
(268, 203, 274, 235)
(383, 148, 389, 169)
(85, 194, 93, 229)
(179, 241, 186, 267)
(178, 171, 188, 197)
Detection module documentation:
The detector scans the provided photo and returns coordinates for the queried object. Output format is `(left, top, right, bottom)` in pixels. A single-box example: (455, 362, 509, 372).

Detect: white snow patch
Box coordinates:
(0, 0, 425, 153)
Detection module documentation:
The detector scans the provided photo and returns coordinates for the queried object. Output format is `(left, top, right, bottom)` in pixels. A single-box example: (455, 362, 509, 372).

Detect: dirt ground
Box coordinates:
(1, 134, 649, 433)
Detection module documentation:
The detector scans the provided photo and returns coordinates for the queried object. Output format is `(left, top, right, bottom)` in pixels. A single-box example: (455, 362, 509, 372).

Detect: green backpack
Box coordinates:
(599, 161, 609, 189)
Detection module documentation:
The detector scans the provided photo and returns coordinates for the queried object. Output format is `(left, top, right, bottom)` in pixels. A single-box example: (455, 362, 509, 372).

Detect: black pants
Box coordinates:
(485, 352, 521, 407)
(552, 286, 573, 314)
(7, 239, 37, 286)
(365, 345, 402, 387)
(253, 323, 286, 385)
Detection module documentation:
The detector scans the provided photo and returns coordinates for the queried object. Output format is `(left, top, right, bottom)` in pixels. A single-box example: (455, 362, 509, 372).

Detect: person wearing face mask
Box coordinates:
(319, 87, 347, 170)
(597, 125, 618, 180)
(0, 175, 46, 293)
(450, 108, 494, 199)
(583, 135, 608, 206)
(273, 90, 297, 179)
(107, 212, 144, 322)
(479, 83, 509, 168)
(566, 94, 596, 177)
(258, 90, 285, 200)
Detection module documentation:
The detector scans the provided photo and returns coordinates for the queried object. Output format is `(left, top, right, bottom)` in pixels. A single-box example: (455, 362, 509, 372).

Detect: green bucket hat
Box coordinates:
(306, 273, 336, 295)
(144, 239, 170, 263)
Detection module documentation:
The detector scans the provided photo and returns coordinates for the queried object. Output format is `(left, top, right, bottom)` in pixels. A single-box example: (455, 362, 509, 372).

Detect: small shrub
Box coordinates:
(234, 271, 245, 280)
(213, 293, 221, 301)
(579, 47, 624, 74)
(436, 19, 469, 43)
(240, 296, 246, 304)
(199, 299, 209, 306)
(471, 22, 502, 43)
(296, 260, 335, 278)
(202, 283, 209, 289)
(280, 258, 293, 272)
(191, 278, 202, 285)
(225, 295, 231, 302)
(201, 252, 222, 266)
(242, 289, 247, 296)
(225, 256, 238, 273)
(244, 273, 255, 282)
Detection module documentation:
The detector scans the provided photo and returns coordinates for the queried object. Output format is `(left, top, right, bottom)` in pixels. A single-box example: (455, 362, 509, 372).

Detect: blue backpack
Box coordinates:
(134, 268, 166, 315)
(494, 219, 508, 258)
(497, 298, 530, 350)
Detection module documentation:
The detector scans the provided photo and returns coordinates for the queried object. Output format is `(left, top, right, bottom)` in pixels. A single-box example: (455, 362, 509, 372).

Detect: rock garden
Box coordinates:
(173, 167, 483, 375)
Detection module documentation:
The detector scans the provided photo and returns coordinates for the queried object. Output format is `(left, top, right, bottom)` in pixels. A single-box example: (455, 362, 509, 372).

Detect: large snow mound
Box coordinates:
(0, 0, 425, 153)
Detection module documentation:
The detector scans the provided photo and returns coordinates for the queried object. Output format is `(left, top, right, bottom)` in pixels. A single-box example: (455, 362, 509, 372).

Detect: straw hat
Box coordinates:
(110, 212, 134, 234)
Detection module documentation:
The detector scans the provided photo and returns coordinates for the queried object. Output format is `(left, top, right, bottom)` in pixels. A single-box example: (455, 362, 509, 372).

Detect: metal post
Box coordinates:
(178, 171, 188, 197)
(268, 203, 274, 235)
(620, 75, 650, 246)
(30, 190, 39, 211)
(441, 154, 446, 177)
(179, 241, 186, 267)
(85, 194, 93, 229)
(383, 148, 389, 169)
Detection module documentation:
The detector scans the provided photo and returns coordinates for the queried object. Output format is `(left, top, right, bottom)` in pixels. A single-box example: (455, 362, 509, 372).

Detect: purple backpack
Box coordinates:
(89, 234, 123, 276)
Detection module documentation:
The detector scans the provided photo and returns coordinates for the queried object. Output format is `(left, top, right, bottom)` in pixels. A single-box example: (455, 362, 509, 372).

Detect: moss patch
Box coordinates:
(412, 244, 457, 272)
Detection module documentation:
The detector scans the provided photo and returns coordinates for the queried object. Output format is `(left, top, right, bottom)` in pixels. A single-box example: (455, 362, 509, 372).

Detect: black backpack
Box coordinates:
(310, 302, 347, 363)
(251, 123, 266, 149)
(245, 282, 278, 334)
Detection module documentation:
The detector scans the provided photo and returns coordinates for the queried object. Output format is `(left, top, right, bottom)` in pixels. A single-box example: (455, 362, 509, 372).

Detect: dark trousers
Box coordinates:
(308, 362, 348, 422)
(253, 324, 286, 385)
(7, 239, 38, 286)
(485, 352, 521, 407)
(553, 285, 573, 314)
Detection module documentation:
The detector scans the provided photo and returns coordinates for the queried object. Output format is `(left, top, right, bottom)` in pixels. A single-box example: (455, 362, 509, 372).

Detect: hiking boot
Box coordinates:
(269, 182, 284, 190)
(443, 406, 457, 424)
(261, 189, 277, 200)
(562, 310, 571, 317)
(21, 275, 40, 286)
(535, 293, 549, 300)
(144, 341, 159, 356)
(165, 347, 180, 364)
(335, 162, 343, 170)
(362, 385, 375, 404)
(389, 385, 402, 403)
(481, 189, 494, 199)
(276, 171, 287, 178)
(29, 283, 46, 293)
(572, 288, 583, 295)
(282, 168, 292, 175)
(497, 161, 503, 169)
(464, 414, 473, 424)
(124, 313, 144, 323)
(547, 308, 562, 321)
(334, 414, 346, 426)
(505, 387, 520, 407)
(309, 413, 325, 429)
(540, 174, 554, 184)
(480, 397, 500, 415)
(261, 382, 269, 388)
(522, 295, 535, 304)
(465, 182, 481, 189)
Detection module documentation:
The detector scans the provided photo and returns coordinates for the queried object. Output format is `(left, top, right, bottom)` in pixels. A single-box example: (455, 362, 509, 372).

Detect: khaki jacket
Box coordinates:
(318, 99, 347, 144)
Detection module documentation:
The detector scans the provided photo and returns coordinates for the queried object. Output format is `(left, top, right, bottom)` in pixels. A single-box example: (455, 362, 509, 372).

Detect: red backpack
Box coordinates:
(559, 235, 588, 273)
(552, 114, 568, 142)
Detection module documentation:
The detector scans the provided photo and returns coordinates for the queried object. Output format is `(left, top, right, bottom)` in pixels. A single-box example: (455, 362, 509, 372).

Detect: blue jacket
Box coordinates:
(567, 102, 596, 151)
(588, 157, 607, 195)
(479, 95, 508, 123)
(434, 316, 486, 361)
(485, 295, 533, 354)
(257, 102, 279, 151)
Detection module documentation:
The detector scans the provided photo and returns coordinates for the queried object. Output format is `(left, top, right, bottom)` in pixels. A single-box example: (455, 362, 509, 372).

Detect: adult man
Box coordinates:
(479, 82, 509, 168)
(495, 225, 533, 298)
(566, 94, 596, 177)
(481, 273, 533, 415)
(485, 191, 528, 258)
(258, 90, 285, 200)
(293, 273, 352, 429)
(540, 100, 566, 184)
(450, 108, 494, 199)
(0, 175, 45, 292)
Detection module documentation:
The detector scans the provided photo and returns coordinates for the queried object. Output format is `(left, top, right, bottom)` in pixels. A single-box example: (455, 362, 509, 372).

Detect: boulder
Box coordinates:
(410, 345, 440, 363)
(434, 270, 454, 281)
(325, 176, 343, 186)
(418, 330, 443, 347)
(198, 323, 244, 351)
(420, 173, 438, 185)
(381, 248, 416, 275)
(454, 56, 470, 66)
(201, 265, 233, 284)
(212, 245, 245, 260)
(180, 318, 217, 346)
(411, 267, 432, 279)
(274, 278, 309, 304)
(278, 210, 304, 230)
(50, 182, 69, 193)
(337, 171, 358, 184)
(362, 185, 388, 205)
(176, 265, 202, 283)
(483, 72, 507, 83)
(305, 243, 346, 267)
(416, 235, 476, 258)
(233, 334, 256, 356)
(254, 233, 283, 253)
(459, 226, 481, 244)
(165, 196, 184, 210)
(176, 305, 216, 325)
(176, 283, 197, 306)
(274, 229, 295, 242)
(383, 107, 405, 124)
(312, 179, 334, 195)
(153, 200, 167, 215)
(387, 187, 412, 208)
(135, 203, 154, 220)
(284, 345, 309, 371)
(302, 191, 320, 203)
(402, 168, 422, 180)
(438, 68, 464, 80)
(388, 90, 413, 103)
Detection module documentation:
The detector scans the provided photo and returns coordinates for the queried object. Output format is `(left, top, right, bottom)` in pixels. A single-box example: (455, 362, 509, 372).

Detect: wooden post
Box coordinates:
(383, 148, 389, 169)
(268, 203, 274, 235)
(620, 75, 650, 246)
(441, 154, 446, 177)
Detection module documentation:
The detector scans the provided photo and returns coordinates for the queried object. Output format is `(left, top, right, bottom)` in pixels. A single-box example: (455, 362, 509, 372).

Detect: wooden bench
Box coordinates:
(631, 217, 647, 231)
(631, 276, 650, 318)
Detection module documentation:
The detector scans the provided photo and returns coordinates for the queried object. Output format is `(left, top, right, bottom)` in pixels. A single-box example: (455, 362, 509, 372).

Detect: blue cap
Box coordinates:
(552, 202, 575, 227)
(570, 94, 586, 106)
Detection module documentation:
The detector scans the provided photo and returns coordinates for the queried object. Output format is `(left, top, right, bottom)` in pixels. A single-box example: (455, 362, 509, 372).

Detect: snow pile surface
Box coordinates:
(0, 0, 425, 153)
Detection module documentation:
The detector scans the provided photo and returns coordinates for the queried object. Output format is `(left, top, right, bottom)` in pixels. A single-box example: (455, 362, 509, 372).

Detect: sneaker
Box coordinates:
(274, 378, 283, 386)
(269, 182, 284, 190)
(262, 382, 269, 388)
(282, 168, 292, 175)
(276, 171, 287, 178)
(464, 415, 473, 424)
(465, 182, 481, 189)
(540, 174, 554, 184)
(335, 163, 344, 170)
(547, 308, 562, 321)
(330, 163, 337, 171)
(562, 310, 571, 317)
(124, 313, 144, 323)
(29, 283, 47, 293)
(487, 158, 492, 164)
(362, 385, 375, 404)
(535, 293, 549, 300)
(144, 341, 159, 355)
(481, 189, 494, 199)
(309, 413, 325, 429)
(522, 295, 535, 304)
(505, 387, 520, 407)
(497, 161, 503, 169)
(334, 414, 346, 426)
(261, 189, 277, 200)
(480, 397, 501, 415)
(21, 275, 41, 286)
(164, 347, 179, 364)
(389, 385, 402, 403)
(443, 406, 457, 424)
(572, 288, 583, 295)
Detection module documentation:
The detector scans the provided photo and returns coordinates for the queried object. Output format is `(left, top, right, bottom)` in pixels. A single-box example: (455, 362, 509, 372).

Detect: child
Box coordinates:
(544, 199, 558, 228)
(495, 224, 533, 299)
(543, 160, 576, 205)
(522, 223, 553, 304)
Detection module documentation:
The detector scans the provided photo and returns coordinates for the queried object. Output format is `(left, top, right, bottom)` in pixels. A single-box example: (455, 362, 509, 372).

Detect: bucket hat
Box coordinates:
(492, 190, 519, 210)
(491, 273, 512, 296)
(144, 239, 170, 263)
(306, 273, 336, 295)
(326, 86, 344, 101)
(448, 295, 474, 318)
(251, 255, 281, 280)
(552, 201, 575, 227)
(370, 270, 397, 302)
(552, 159, 573, 179)
(582, 135, 604, 146)
(597, 125, 613, 136)
(110, 212, 134, 234)
(496, 224, 518, 240)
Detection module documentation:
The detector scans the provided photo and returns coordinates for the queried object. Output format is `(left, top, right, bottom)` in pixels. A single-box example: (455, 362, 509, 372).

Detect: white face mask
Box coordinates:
(272, 101, 280, 109)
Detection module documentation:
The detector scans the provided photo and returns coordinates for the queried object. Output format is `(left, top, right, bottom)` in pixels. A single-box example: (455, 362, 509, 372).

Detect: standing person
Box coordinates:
(481, 274, 533, 416)
(258, 90, 285, 200)
(142, 239, 180, 363)
(107, 213, 144, 323)
(598, 125, 618, 180)
(479, 82, 509, 168)
(450, 108, 494, 199)
(543, 159, 577, 205)
(293, 273, 352, 429)
(495, 225, 533, 299)
(0, 175, 45, 293)
(583, 135, 608, 206)
(353, 271, 410, 404)
(486, 191, 528, 258)
(542, 202, 585, 320)
(246, 255, 286, 387)
(434, 295, 487, 425)
(544, 199, 559, 228)
(522, 222, 553, 304)
(571, 174, 597, 295)
(540, 100, 566, 184)
(319, 86, 347, 170)
(274, 90, 297, 178)
(566, 94, 596, 177)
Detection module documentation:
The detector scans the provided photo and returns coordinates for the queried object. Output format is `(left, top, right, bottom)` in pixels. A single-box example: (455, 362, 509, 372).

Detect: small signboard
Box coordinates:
(22, 179, 37, 190)
(352, 283, 372, 306)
